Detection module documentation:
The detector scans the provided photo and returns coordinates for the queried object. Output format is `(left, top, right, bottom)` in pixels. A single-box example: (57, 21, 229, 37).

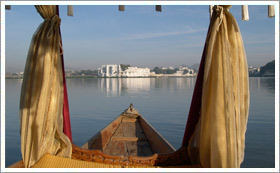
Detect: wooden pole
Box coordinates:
(5, 5, 11, 10)
(156, 5, 162, 12)
(67, 5, 73, 16)
(242, 5, 249, 21)
(268, 5, 275, 18)
(119, 5, 125, 11)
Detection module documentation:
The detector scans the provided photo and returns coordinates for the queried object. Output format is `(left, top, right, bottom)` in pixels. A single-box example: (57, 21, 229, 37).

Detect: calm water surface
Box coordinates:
(5, 77, 275, 168)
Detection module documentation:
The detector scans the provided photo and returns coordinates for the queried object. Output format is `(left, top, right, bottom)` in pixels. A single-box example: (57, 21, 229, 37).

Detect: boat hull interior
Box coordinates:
(82, 114, 175, 158)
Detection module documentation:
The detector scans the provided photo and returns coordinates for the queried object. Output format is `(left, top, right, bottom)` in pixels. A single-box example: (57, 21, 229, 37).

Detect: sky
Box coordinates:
(5, 5, 275, 72)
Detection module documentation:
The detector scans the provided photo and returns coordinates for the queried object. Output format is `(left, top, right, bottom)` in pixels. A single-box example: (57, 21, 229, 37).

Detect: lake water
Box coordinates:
(5, 77, 275, 168)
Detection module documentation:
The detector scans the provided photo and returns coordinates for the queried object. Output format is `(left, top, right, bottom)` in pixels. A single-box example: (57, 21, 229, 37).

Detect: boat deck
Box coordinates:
(82, 104, 175, 158)
(103, 117, 153, 157)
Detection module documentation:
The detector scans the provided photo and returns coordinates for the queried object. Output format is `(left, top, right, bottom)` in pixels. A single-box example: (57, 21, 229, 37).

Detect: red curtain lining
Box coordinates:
(181, 41, 208, 147)
(57, 5, 73, 143)
(181, 18, 212, 147)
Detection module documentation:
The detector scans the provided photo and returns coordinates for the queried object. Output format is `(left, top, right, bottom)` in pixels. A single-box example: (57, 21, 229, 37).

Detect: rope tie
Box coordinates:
(45, 15, 61, 38)
(45, 15, 63, 55)
(213, 5, 224, 31)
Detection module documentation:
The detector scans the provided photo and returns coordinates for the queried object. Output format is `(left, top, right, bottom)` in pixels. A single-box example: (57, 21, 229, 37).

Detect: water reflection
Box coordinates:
(64, 77, 276, 97)
(66, 78, 99, 89)
(100, 78, 151, 97)
(249, 77, 275, 94)
(150, 77, 196, 91)
(99, 77, 198, 98)
(101, 78, 122, 97)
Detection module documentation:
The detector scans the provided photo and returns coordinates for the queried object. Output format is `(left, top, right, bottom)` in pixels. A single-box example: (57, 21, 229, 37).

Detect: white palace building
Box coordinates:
(98, 64, 150, 77)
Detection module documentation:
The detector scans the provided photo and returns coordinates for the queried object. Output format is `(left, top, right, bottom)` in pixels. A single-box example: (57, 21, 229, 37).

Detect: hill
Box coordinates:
(190, 63, 200, 72)
(259, 60, 275, 77)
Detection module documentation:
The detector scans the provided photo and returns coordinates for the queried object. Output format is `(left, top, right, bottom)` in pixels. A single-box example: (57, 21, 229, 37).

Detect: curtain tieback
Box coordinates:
(45, 15, 61, 38)
(45, 15, 63, 55)
(213, 5, 224, 31)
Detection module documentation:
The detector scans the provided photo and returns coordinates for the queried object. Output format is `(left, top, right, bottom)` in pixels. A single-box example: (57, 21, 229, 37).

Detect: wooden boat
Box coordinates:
(81, 104, 175, 157)
(70, 104, 193, 167)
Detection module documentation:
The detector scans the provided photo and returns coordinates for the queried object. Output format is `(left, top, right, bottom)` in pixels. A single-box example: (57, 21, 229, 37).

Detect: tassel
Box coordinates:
(209, 5, 214, 20)
(242, 5, 249, 21)
(67, 5, 73, 16)
(268, 5, 275, 18)
(156, 5, 162, 12)
(5, 5, 11, 10)
(119, 5, 125, 11)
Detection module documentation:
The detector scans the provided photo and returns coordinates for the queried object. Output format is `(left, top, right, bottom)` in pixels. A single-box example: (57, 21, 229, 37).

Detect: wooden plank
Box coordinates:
(112, 137, 138, 141)
(113, 122, 124, 137)
(135, 120, 147, 141)
(122, 118, 137, 123)
(82, 115, 122, 151)
(139, 115, 175, 154)
(137, 141, 153, 156)
(104, 117, 154, 157)
(123, 122, 136, 137)
(126, 141, 137, 156)
(104, 140, 128, 157)
(83, 133, 103, 150)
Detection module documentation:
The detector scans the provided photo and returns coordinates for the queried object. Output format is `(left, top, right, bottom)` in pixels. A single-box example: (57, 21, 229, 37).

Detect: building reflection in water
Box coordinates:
(100, 78, 151, 97)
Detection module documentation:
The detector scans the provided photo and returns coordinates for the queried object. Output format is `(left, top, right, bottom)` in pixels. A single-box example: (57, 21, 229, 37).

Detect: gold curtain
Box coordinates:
(188, 5, 250, 168)
(20, 5, 72, 168)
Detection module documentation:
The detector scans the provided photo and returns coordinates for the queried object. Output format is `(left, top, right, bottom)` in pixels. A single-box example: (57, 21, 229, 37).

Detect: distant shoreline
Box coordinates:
(5, 76, 197, 79)
(5, 76, 275, 79)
